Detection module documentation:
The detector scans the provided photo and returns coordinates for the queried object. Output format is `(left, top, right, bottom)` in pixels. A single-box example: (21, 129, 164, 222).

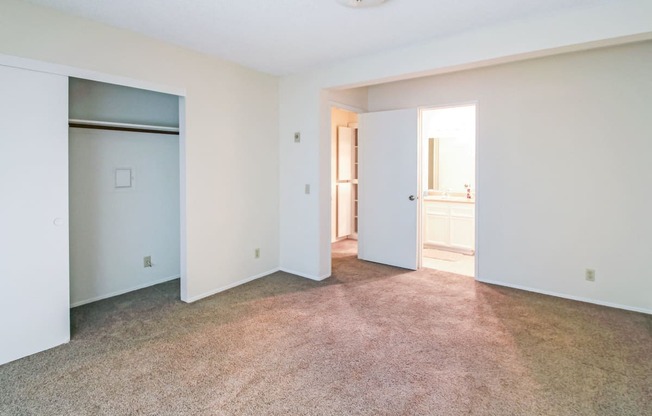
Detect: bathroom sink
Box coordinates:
(426, 195, 473, 203)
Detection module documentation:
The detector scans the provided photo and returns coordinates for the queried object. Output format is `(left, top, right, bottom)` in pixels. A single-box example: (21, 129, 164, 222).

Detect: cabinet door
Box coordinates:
(450, 205, 475, 251)
(337, 183, 352, 237)
(0, 65, 69, 365)
(337, 126, 353, 181)
(424, 203, 450, 246)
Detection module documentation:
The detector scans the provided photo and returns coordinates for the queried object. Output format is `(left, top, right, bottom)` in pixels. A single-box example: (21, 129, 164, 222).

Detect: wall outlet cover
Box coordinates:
(585, 268, 595, 282)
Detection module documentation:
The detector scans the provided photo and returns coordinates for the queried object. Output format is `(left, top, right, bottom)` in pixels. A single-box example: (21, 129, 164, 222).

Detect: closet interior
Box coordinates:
(68, 78, 181, 307)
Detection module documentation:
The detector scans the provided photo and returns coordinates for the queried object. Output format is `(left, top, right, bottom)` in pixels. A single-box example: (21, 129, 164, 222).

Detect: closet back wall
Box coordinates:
(69, 79, 180, 306)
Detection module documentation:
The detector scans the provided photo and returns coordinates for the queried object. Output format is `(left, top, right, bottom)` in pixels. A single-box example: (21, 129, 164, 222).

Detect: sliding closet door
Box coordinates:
(0, 65, 69, 365)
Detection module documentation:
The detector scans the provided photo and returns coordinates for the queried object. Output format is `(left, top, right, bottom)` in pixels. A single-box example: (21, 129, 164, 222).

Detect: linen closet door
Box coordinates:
(0, 65, 70, 365)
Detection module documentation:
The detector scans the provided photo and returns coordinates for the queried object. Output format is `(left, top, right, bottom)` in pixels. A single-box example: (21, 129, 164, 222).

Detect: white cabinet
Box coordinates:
(336, 126, 358, 239)
(424, 200, 475, 254)
(450, 205, 475, 250)
(424, 203, 449, 246)
(337, 126, 353, 181)
(337, 182, 352, 237)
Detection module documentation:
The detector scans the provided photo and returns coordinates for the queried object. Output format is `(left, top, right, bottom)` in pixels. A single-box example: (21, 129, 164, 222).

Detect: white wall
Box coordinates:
(69, 129, 180, 306)
(0, 0, 279, 302)
(279, 85, 367, 279)
(367, 41, 652, 312)
(279, 0, 652, 311)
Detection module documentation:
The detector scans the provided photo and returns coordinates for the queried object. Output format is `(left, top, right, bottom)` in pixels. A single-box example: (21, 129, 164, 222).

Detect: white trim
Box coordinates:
(0, 53, 186, 97)
(184, 268, 281, 303)
(70, 275, 180, 308)
(477, 278, 652, 315)
(328, 101, 366, 114)
(69, 118, 180, 133)
(280, 268, 330, 281)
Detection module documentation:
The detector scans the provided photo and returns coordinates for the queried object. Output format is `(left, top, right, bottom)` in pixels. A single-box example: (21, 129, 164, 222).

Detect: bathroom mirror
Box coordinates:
(427, 137, 475, 192)
(423, 105, 476, 192)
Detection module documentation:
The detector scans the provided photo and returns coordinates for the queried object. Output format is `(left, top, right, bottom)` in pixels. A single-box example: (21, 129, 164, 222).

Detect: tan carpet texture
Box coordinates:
(1, 249, 650, 415)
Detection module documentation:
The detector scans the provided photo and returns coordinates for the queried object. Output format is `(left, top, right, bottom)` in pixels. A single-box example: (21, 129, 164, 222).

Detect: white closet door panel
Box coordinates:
(337, 183, 352, 238)
(0, 65, 69, 365)
(358, 108, 418, 270)
(337, 126, 353, 181)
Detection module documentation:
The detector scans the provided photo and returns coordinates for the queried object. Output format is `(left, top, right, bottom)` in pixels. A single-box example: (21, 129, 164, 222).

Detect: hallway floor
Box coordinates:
(422, 248, 475, 277)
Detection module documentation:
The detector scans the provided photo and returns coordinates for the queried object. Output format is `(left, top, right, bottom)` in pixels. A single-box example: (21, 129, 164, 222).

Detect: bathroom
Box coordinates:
(421, 104, 476, 276)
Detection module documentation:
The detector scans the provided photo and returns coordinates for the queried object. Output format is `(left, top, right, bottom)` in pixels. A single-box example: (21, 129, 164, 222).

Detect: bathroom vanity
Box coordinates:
(423, 196, 475, 254)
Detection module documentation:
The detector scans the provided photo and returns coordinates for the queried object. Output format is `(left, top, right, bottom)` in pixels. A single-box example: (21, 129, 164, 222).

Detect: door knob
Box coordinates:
(408, 195, 416, 201)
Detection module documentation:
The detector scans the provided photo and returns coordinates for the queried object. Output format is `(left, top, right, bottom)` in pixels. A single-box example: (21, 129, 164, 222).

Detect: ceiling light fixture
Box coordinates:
(337, 0, 386, 8)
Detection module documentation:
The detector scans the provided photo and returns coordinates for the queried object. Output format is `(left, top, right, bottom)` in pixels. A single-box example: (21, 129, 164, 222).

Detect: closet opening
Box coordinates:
(68, 78, 182, 309)
(331, 106, 359, 260)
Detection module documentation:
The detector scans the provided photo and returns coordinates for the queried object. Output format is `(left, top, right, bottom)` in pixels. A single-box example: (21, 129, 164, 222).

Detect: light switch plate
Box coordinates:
(294, 132, 301, 143)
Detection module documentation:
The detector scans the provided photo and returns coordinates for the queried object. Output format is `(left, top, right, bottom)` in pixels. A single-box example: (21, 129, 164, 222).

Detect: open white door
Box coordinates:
(358, 108, 418, 270)
(0, 65, 70, 365)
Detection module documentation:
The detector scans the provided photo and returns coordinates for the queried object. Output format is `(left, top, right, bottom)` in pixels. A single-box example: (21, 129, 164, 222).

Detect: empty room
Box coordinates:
(1, 1, 651, 415)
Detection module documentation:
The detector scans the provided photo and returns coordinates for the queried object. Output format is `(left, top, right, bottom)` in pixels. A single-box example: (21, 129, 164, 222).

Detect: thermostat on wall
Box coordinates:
(115, 168, 133, 188)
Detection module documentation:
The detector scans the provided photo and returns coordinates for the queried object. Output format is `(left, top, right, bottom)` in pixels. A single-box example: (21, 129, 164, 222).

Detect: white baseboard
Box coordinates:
(279, 267, 330, 281)
(184, 268, 280, 303)
(70, 274, 180, 308)
(477, 278, 652, 315)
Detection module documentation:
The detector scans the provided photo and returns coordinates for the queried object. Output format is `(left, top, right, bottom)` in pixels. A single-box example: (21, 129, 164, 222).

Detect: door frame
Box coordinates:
(327, 101, 365, 270)
(418, 101, 479, 278)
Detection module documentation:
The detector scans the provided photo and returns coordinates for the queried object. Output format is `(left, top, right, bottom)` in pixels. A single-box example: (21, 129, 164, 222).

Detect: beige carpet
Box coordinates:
(1, 249, 651, 415)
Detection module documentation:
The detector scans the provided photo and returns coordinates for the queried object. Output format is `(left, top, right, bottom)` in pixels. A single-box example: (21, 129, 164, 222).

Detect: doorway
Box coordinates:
(331, 107, 359, 258)
(420, 104, 476, 277)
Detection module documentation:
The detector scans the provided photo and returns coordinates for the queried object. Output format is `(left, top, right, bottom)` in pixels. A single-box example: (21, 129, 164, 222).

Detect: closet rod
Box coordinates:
(69, 119, 180, 135)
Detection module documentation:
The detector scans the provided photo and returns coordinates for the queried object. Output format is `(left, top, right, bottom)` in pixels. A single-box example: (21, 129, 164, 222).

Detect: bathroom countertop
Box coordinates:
(423, 196, 475, 204)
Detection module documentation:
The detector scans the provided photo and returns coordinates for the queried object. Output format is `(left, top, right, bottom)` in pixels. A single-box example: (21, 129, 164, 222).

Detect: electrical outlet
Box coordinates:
(305, 184, 310, 194)
(294, 132, 301, 143)
(255, 248, 260, 259)
(585, 268, 595, 282)
(144, 256, 152, 268)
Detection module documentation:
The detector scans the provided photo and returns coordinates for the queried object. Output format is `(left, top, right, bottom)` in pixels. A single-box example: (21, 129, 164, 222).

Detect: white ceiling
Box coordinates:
(26, 0, 614, 75)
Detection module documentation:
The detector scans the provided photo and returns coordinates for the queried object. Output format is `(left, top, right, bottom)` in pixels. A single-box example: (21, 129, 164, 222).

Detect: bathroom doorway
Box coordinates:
(420, 104, 476, 277)
(331, 106, 359, 259)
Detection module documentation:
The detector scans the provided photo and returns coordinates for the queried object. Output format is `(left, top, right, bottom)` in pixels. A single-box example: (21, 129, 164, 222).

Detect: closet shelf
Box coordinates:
(69, 119, 180, 135)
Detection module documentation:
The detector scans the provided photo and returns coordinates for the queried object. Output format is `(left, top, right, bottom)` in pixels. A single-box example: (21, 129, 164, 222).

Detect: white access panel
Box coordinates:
(358, 108, 418, 270)
(0, 65, 70, 365)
